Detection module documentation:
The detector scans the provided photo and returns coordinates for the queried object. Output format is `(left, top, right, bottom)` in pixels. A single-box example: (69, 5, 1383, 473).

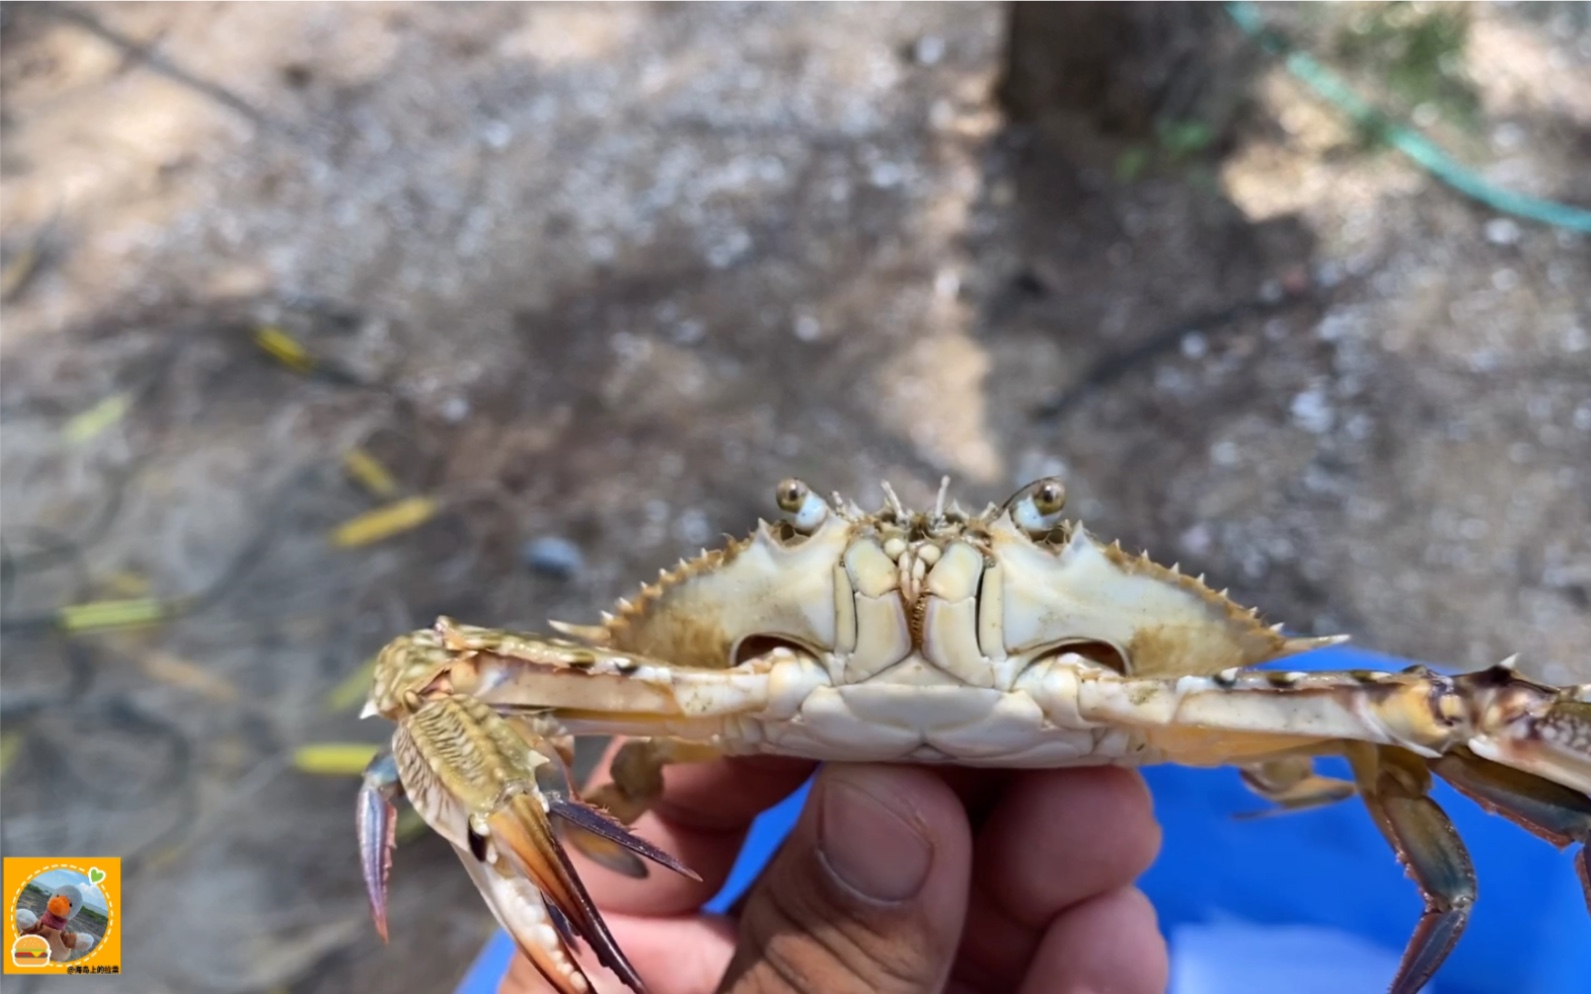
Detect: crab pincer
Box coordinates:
(384, 692, 698, 993)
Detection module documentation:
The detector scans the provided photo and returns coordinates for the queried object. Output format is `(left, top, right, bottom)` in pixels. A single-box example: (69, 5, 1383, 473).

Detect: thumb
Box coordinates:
(720, 765, 971, 994)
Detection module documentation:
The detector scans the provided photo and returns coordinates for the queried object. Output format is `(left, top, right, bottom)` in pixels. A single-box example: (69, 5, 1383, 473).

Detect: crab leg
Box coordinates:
(1061, 661, 1591, 780)
(1238, 756, 1356, 815)
(1064, 663, 1462, 757)
(357, 751, 402, 942)
(1052, 658, 1589, 990)
(1430, 748, 1591, 848)
(1346, 745, 1477, 994)
(1430, 748, 1591, 914)
(585, 738, 727, 825)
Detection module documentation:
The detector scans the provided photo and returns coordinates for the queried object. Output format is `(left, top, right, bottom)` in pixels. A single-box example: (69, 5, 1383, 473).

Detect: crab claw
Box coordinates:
(358, 751, 402, 942)
(549, 796, 701, 882)
(521, 731, 701, 882)
(452, 861, 585, 992)
(474, 789, 651, 993)
(387, 693, 698, 994)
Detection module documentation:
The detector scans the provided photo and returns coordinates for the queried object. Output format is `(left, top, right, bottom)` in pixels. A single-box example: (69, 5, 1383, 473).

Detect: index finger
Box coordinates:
(573, 739, 815, 916)
(955, 767, 1162, 988)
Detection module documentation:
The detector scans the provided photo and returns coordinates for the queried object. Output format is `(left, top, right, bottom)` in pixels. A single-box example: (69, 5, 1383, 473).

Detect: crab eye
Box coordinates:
(1009, 478, 1067, 536)
(775, 477, 828, 533)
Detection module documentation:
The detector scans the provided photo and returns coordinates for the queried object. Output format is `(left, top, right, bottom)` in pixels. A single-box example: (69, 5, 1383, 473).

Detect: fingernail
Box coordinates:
(818, 769, 933, 902)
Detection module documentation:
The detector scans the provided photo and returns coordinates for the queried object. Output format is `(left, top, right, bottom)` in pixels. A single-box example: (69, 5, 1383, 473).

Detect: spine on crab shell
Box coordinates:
(593, 534, 756, 644)
(547, 619, 613, 644)
(1055, 525, 1350, 673)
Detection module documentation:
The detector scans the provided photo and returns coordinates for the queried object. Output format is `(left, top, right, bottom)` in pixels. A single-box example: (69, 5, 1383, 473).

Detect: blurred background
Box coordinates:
(1, 2, 1588, 992)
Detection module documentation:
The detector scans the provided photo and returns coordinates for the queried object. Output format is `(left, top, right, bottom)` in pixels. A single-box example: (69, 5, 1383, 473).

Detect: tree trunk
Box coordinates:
(998, 1, 1258, 146)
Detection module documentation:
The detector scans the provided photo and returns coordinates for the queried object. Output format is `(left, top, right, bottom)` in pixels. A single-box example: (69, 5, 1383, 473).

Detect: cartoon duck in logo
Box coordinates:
(10, 933, 49, 967)
(15, 884, 98, 963)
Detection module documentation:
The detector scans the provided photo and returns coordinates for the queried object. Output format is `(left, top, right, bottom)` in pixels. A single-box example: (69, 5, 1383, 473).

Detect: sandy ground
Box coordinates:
(1, 3, 1587, 992)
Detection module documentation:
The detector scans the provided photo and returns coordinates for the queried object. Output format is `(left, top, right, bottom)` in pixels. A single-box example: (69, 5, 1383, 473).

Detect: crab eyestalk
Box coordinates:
(1006, 477, 1067, 536)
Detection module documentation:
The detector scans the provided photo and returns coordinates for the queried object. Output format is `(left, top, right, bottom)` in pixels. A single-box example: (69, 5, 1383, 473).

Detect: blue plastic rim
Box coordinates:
(457, 645, 1588, 994)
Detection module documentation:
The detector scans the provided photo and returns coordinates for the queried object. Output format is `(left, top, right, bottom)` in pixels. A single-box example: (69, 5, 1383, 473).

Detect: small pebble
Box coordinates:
(1492, 121, 1526, 151)
(482, 120, 513, 150)
(1484, 218, 1521, 246)
(1289, 385, 1335, 435)
(912, 35, 946, 66)
(522, 536, 585, 580)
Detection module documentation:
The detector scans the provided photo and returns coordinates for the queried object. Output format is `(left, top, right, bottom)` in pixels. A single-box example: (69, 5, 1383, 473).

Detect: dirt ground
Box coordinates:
(1, 3, 1588, 993)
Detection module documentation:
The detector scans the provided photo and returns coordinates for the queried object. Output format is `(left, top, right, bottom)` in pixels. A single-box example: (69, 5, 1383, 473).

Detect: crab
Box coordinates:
(359, 477, 1591, 994)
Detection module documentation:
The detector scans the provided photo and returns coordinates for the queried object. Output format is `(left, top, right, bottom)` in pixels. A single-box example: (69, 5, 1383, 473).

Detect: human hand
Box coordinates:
(501, 747, 1166, 994)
